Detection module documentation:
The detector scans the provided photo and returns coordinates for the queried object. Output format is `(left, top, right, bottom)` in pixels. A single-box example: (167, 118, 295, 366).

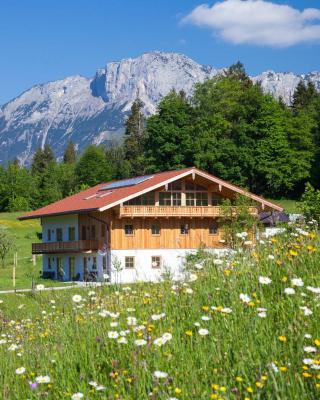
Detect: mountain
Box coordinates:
(0, 51, 319, 165)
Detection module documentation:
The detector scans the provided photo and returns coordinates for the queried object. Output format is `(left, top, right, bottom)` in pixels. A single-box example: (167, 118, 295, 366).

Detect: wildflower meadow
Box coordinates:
(0, 224, 319, 399)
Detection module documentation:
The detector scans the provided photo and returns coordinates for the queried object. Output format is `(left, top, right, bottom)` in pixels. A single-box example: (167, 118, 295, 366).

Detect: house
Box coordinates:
(19, 167, 283, 283)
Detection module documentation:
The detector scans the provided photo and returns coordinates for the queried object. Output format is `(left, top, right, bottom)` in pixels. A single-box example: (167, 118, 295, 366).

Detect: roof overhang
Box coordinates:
(98, 168, 283, 212)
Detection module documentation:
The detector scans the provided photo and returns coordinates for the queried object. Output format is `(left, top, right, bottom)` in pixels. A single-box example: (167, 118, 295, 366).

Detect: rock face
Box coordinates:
(0, 51, 319, 165)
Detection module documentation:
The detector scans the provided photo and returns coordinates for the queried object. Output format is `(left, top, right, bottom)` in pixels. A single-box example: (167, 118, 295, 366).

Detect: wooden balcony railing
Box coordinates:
(32, 240, 104, 254)
(119, 205, 258, 218)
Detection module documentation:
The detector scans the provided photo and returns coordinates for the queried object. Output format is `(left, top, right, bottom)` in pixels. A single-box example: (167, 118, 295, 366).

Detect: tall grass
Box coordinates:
(0, 223, 319, 399)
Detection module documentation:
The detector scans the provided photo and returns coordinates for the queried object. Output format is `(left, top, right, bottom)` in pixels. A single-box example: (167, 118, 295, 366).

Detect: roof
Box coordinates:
(19, 167, 283, 220)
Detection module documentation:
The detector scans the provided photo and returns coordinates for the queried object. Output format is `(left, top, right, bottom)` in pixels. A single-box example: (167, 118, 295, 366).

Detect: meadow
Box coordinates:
(0, 222, 319, 399)
(0, 213, 72, 291)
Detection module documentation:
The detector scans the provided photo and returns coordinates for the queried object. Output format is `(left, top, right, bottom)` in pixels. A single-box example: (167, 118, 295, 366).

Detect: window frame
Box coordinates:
(125, 256, 135, 269)
(56, 228, 63, 242)
(68, 226, 75, 241)
(209, 223, 218, 235)
(180, 223, 190, 235)
(151, 256, 162, 269)
(151, 223, 161, 236)
(124, 224, 134, 236)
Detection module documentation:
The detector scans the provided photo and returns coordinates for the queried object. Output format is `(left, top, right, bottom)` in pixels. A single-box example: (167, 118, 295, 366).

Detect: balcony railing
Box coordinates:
(119, 205, 258, 218)
(32, 240, 104, 254)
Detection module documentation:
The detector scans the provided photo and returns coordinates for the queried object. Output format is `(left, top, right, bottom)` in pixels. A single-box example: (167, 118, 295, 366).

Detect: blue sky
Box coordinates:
(0, 0, 319, 104)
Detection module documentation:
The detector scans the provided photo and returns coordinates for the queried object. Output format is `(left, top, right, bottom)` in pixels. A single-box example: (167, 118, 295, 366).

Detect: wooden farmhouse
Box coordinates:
(19, 167, 282, 283)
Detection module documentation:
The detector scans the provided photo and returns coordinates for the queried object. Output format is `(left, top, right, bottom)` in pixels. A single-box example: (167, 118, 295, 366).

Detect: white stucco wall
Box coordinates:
(108, 249, 196, 284)
(41, 215, 79, 242)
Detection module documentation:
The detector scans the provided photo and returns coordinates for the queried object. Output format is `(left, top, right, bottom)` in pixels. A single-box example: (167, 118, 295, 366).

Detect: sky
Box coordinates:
(0, 0, 319, 104)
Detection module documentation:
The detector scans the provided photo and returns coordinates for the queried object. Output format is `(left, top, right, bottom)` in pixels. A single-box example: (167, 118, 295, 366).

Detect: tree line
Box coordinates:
(0, 62, 319, 212)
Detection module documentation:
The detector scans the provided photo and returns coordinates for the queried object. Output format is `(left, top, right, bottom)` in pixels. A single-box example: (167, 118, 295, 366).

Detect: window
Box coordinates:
(185, 181, 206, 191)
(125, 256, 135, 269)
(125, 192, 155, 205)
(212, 193, 224, 206)
(69, 257, 75, 280)
(196, 192, 208, 206)
(124, 224, 134, 235)
(56, 228, 63, 242)
(159, 192, 171, 206)
(172, 192, 181, 206)
(180, 224, 189, 235)
(151, 256, 161, 269)
(186, 192, 208, 206)
(186, 193, 195, 206)
(159, 192, 181, 206)
(68, 227, 75, 241)
(47, 229, 51, 241)
(91, 225, 96, 239)
(209, 223, 218, 235)
(48, 257, 51, 270)
(92, 256, 97, 270)
(151, 224, 160, 235)
(102, 256, 107, 271)
(168, 180, 182, 191)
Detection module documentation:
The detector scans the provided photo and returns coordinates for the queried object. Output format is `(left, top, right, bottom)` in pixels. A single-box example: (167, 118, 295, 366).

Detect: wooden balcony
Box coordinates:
(119, 205, 258, 218)
(32, 240, 104, 254)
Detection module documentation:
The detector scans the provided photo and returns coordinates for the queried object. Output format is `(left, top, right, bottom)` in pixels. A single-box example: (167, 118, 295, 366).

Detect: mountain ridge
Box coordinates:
(0, 51, 319, 165)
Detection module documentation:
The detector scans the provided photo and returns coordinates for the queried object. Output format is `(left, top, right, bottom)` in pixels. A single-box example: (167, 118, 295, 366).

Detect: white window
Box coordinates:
(125, 256, 135, 269)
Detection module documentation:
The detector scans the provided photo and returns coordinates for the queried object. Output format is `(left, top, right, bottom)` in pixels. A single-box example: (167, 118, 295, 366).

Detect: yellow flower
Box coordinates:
(279, 367, 287, 373)
(303, 372, 312, 378)
(256, 382, 264, 388)
(316, 383, 320, 389)
(175, 388, 182, 394)
(261, 375, 267, 381)
(278, 335, 287, 342)
(219, 386, 226, 392)
(224, 269, 231, 276)
(289, 249, 298, 257)
(211, 384, 219, 391)
(314, 339, 320, 347)
(185, 330, 193, 337)
(210, 395, 218, 399)
(247, 386, 253, 393)
(248, 301, 255, 307)
(202, 306, 209, 311)
(281, 276, 288, 282)
(235, 376, 243, 383)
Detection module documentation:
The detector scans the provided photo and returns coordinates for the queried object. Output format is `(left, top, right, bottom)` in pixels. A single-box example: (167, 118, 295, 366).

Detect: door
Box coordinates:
(83, 257, 88, 281)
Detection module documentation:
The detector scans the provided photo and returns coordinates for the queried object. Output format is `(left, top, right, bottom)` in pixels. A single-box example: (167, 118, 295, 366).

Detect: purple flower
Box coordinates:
(29, 382, 38, 390)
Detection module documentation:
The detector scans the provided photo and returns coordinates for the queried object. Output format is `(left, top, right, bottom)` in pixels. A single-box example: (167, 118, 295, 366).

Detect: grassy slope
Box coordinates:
(270, 199, 301, 214)
(0, 227, 319, 399)
(0, 212, 71, 290)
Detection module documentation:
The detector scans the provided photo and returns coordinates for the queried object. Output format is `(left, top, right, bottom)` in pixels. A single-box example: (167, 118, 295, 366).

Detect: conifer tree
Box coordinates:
(63, 141, 76, 164)
(123, 98, 146, 176)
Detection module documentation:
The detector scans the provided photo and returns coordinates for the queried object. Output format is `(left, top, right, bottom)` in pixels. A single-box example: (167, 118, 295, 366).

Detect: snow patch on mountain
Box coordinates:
(0, 51, 319, 165)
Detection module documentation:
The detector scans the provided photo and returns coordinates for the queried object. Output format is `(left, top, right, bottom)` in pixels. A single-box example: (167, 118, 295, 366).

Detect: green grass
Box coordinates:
(269, 199, 301, 214)
(0, 225, 319, 399)
(0, 212, 73, 291)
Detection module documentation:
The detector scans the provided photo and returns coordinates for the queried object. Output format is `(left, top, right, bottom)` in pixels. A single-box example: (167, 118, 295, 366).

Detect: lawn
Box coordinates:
(0, 223, 319, 399)
(0, 212, 71, 291)
(269, 199, 301, 214)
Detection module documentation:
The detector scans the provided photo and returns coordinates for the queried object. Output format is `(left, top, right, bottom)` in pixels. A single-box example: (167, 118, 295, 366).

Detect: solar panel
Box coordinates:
(99, 175, 153, 191)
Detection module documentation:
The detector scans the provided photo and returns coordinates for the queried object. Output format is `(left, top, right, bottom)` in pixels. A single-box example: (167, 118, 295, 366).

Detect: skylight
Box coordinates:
(99, 175, 154, 191)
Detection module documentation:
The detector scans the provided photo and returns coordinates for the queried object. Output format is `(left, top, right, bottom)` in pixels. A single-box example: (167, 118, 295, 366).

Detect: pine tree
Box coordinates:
(63, 141, 76, 164)
(123, 98, 146, 176)
(31, 144, 55, 175)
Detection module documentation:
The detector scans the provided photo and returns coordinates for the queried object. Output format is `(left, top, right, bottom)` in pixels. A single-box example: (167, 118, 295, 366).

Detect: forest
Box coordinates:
(0, 63, 319, 212)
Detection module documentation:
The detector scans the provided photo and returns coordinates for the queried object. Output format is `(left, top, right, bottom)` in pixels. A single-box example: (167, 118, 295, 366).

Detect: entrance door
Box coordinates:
(83, 257, 88, 281)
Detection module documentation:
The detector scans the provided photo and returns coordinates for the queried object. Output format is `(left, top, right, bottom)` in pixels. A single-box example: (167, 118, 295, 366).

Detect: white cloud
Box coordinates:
(183, 0, 320, 47)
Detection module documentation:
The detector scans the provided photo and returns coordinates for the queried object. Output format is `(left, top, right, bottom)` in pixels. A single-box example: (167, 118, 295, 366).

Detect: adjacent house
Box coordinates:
(19, 167, 282, 283)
